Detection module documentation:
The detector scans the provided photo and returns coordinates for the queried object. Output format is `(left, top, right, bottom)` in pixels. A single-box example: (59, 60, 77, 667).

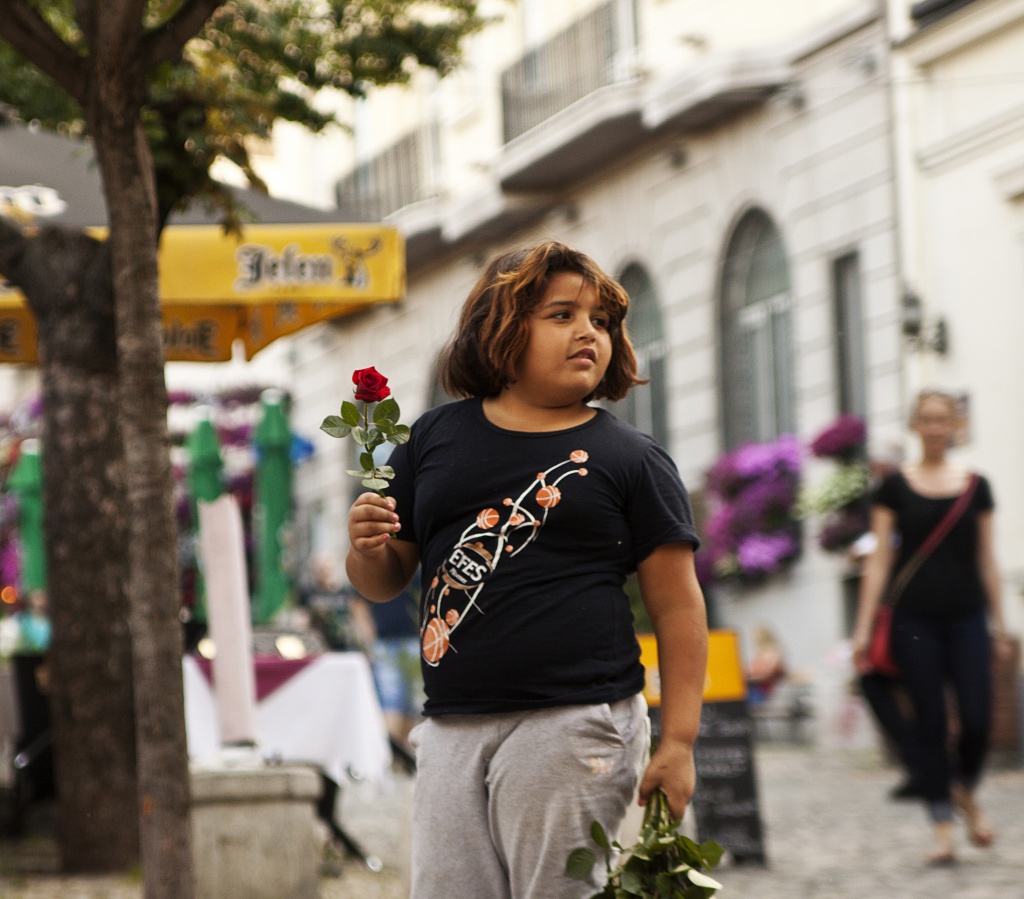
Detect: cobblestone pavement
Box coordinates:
(2, 747, 1022, 898)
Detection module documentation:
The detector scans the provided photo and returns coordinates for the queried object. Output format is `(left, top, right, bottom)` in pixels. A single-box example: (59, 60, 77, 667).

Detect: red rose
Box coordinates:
(352, 366, 391, 403)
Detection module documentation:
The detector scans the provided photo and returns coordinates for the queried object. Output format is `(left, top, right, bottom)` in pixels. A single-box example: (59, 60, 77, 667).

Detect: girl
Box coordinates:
(347, 241, 708, 899)
(853, 390, 1011, 864)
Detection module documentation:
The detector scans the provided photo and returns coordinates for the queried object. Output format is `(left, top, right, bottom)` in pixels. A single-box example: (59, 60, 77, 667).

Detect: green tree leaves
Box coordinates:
(0, 1, 489, 231)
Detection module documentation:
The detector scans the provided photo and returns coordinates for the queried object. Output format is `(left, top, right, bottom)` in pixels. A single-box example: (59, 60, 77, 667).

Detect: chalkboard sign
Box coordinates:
(640, 629, 766, 865)
(690, 700, 766, 864)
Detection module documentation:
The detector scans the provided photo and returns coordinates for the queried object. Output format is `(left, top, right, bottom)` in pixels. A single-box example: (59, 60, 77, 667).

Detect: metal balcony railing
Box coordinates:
(335, 124, 440, 222)
(500, 1, 635, 144)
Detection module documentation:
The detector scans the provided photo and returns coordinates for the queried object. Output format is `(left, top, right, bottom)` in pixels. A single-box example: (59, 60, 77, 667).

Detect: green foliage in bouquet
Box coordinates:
(565, 790, 723, 898)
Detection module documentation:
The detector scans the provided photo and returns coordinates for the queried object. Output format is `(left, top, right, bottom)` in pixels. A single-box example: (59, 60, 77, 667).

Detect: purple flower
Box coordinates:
(167, 389, 197, 406)
(706, 454, 742, 497)
(700, 434, 804, 584)
(736, 533, 799, 576)
(818, 506, 869, 552)
(811, 414, 865, 459)
(0, 539, 20, 587)
(694, 551, 716, 587)
(732, 435, 802, 478)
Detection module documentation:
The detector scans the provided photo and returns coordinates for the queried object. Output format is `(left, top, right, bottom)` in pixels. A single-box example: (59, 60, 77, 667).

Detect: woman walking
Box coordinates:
(853, 390, 1011, 864)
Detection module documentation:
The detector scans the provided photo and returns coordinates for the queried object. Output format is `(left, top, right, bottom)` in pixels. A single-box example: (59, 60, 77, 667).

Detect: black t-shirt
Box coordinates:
(872, 470, 994, 620)
(388, 398, 700, 715)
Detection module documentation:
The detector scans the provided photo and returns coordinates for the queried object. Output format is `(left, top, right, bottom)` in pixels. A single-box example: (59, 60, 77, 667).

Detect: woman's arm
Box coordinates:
(851, 505, 897, 670)
(346, 493, 420, 602)
(636, 541, 708, 820)
(976, 511, 1011, 656)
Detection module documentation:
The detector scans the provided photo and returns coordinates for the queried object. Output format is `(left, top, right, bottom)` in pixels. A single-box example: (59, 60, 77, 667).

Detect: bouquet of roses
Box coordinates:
(320, 367, 409, 495)
(565, 790, 723, 898)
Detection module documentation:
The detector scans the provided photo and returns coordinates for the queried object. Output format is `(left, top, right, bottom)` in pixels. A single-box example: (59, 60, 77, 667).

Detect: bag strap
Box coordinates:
(882, 472, 979, 607)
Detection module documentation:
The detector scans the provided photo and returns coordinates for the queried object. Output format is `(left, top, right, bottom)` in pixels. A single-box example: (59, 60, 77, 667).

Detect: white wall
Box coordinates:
(898, 1, 1024, 629)
(287, 12, 902, 679)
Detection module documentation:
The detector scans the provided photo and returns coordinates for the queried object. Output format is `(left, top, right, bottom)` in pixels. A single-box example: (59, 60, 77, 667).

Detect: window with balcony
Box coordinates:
(719, 209, 797, 449)
(500, 0, 637, 144)
(335, 123, 440, 221)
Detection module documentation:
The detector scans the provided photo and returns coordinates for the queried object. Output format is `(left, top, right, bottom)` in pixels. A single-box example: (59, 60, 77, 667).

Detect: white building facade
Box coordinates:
(891, 0, 1024, 607)
(282, 0, 932, 683)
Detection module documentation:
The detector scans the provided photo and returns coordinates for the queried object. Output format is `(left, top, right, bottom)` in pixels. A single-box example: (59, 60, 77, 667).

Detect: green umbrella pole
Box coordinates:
(254, 388, 292, 625)
(186, 410, 224, 623)
(9, 438, 46, 594)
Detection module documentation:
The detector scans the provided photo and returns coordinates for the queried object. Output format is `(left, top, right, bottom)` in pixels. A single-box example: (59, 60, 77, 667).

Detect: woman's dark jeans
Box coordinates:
(890, 610, 992, 823)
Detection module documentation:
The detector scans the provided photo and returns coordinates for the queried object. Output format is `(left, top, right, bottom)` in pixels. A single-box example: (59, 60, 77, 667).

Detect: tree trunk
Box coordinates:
(89, 92, 195, 899)
(8, 224, 140, 871)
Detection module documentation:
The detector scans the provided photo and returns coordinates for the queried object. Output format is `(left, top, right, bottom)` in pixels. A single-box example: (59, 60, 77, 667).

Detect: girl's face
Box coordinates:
(512, 271, 612, 406)
(912, 395, 959, 454)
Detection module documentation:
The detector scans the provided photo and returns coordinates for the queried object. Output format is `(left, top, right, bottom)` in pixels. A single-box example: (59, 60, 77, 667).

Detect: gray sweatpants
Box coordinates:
(408, 694, 650, 899)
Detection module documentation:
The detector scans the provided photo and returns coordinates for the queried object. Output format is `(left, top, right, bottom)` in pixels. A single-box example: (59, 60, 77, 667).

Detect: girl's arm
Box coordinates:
(346, 493, 420, 602)
(976, 510, 1012, 658)
(851, 505, 897, 670)
(636, 541, 708, 820)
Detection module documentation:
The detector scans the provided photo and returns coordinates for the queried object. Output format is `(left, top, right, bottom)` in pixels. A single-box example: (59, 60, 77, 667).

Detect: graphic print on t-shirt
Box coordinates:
(420, 449, 591, 666)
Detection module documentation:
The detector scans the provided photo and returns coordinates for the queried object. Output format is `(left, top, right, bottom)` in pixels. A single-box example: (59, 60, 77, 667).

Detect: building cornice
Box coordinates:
(900, 0, 1024, 65)
(917, 101, 1024, 172)
(398, 3, 885, 276)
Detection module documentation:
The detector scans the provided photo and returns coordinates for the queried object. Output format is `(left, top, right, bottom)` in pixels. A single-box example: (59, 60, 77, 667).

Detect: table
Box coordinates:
(183, 652, 392, 787)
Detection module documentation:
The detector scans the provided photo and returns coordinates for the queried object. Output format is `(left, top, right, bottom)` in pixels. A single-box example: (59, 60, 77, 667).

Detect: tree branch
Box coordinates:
(0, 1, 87, 103)
(144, 0, 224, 69)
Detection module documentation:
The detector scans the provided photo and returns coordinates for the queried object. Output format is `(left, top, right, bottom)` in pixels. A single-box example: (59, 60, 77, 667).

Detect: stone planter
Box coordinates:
(191, 764, 321, 899)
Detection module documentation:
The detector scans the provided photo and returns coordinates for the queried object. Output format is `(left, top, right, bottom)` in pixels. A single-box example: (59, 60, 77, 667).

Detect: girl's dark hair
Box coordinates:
(438, 241, 644, 401)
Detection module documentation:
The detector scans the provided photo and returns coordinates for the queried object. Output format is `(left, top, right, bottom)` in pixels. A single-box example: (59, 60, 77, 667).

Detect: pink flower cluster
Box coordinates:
(809, 414, 865, 460)
(701, 436, 803, 583)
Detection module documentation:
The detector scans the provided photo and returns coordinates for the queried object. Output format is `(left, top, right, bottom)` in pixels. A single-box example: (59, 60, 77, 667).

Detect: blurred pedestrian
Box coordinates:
(367, 580, 423, 748)
(299, 554, 373, 652)
(346, 242, 708, 899)
(746, 624, 786, 704)
(853, 390, 1012, 864)
(15, 589, 50, 654)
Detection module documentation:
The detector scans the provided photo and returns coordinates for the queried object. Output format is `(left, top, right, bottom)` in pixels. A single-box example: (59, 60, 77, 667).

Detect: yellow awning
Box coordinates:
(0, 222, 405, 363)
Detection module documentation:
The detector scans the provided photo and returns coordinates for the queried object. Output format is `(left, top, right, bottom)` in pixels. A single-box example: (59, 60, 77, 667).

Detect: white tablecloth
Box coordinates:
(183, 652, 392, 787)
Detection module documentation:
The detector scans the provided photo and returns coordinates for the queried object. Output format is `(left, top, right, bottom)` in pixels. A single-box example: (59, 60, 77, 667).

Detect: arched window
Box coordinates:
(719, 209, 796, 449)
(614, 263, 669, 448)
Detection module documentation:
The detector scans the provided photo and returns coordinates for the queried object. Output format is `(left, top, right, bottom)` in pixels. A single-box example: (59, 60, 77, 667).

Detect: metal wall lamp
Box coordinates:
(901, 290, 948, 355)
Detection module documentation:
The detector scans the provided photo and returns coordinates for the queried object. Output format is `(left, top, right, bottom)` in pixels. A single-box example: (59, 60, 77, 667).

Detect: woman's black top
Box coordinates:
(873, 470, 994, 620)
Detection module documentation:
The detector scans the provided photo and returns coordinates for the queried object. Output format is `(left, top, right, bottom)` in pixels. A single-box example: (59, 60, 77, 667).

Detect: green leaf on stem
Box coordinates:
(362, 478, 389, 491)
(698, 842, 724, 867)
(564, 847, 596, 881)
(320, 416, 351, 438)
(360, 452, 375, 471)
(619, 867, 642, 894)
(376, 465, 395, 479)
(591, 821, 610, 850)
(340, 402, 361, 427)
(374, 398, 400, 424)
(352, 427, 368, 446)
(389, 425, 411, 445)
(367, 426, 383, 447)
(346, 469, 372, 478)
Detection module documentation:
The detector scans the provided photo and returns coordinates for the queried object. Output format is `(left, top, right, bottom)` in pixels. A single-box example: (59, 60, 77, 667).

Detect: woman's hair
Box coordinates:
(438, 241, 644, 401)
(911, 389, 962, 421)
